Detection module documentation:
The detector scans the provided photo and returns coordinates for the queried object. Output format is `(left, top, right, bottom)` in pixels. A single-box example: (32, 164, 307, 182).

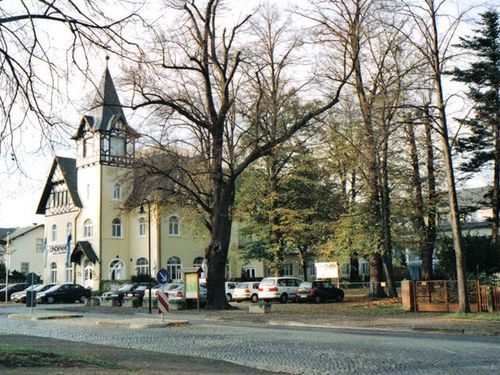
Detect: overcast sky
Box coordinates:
(0, 0, 492, 229)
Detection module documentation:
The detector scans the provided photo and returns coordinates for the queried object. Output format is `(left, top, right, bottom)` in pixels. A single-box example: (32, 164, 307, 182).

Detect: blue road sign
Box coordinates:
(157, 268, 169, 285)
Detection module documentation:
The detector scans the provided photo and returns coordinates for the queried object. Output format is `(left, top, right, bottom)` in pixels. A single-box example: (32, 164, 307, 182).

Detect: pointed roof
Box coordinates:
(36, 156, 82, 215)
(72, 68, 139, 140)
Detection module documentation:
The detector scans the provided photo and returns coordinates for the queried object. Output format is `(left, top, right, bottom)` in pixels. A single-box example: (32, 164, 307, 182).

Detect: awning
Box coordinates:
(71, 241, 99, 264)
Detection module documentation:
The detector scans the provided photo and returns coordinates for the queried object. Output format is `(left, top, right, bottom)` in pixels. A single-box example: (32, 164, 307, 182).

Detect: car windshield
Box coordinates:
(260, 279, 275, 286)
(24, 284, 41, 291)
(37, 284, 55, 292)
(117, 284, 136, 292)
(166, 283, 182, 290)
(44, 285, 62, 293)
(299, 282, 313, 288)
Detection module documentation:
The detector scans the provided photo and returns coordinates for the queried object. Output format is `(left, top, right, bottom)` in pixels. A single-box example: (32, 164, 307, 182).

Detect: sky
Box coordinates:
(0, 0, 492, 229)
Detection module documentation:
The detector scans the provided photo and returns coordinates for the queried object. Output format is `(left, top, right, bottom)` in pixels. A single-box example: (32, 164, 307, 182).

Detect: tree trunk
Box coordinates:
(423, 104, 437, 280)
(492, 121, 500, 243)
(205, 181, 235, 310)
(428, 4, 469, 312)
(407, 116, 430, 280)
(380, 123, 397, 297)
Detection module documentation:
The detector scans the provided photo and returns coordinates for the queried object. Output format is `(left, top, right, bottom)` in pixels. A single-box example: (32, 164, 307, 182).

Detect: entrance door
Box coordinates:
(83, 260, 94, 289)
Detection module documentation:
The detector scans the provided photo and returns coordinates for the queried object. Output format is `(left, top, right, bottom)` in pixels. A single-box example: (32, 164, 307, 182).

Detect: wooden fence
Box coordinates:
(402, 280, 500, 312)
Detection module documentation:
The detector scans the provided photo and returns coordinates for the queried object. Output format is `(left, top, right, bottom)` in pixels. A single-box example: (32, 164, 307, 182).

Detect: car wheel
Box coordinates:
(336, 293, 344, 302)
(251, 294, 258, 303)
(47, 296, 55, 304)
(226, 293, 232, 302)
(79, 296, 87, 304)
(314, 295, 322, 304)
(279, 293, 288, 304)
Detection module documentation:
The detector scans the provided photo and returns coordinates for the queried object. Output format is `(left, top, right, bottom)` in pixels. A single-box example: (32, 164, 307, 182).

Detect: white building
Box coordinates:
(36, 68, 263, 290)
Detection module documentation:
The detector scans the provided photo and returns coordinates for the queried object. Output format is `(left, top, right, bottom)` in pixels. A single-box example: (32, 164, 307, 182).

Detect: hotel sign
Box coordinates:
(48, 244, 68, 255)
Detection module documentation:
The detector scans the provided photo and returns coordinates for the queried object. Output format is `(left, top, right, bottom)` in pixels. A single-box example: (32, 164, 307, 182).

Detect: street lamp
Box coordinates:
(139, 199, 152, 314)
(4, 232, 10, 303)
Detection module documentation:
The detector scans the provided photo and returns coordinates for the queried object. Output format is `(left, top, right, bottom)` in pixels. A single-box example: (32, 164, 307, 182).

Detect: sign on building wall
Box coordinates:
(315, 262, 339, 279)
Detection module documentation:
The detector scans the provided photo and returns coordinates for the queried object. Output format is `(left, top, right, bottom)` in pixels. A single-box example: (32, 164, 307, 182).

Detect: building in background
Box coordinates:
(35, 68, 262, 290)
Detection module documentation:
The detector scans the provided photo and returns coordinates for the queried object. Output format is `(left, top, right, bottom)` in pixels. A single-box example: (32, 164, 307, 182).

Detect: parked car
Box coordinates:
(295, 281, 344, 303)
(163, 282, 208, 306)
(0, 283, 28, 302)
(258, 277, 303, 303)
(100, 283, 149, 305)
(124, 283, 161, 305)
(232, 282, 260, 303)
(225, 282, 237, 302)
(36, 283, 91, 304)
(15, 283, 58, 303)
(11, 284, 57, 303)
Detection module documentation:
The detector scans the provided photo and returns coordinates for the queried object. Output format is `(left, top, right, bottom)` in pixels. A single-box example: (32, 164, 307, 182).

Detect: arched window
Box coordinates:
(139, 218, 146, 236)
(113, 183, 122, 200)
(112, 218, 122, 237)
(193, 257, 204, 267)
(50, 262, 57, 283)
(136, 257, 149, 275)
(168, 215, 179, 236)
(109, 259, 125, 280)
(83, 219, 93, 238)
(51, 224, 57, 242)
(166, 256, 182, 281)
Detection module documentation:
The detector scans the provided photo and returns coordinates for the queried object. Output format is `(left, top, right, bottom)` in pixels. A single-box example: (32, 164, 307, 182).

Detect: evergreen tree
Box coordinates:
(452, 10, 500, 242)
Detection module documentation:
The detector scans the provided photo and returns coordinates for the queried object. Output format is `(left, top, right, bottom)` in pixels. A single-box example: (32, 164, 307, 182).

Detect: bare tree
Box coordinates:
(399, 0, 469, 311)
(126, 0, 352, 309)
(0, 1, 137, 160)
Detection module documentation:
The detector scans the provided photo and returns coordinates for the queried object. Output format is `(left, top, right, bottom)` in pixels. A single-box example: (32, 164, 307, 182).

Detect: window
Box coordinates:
(136, 257, 149, 275)
(113, 183, 122, 200)
(110, 136, 126, 156)
(109, 259, 125, 280)
(83, 219, 93, 238)
(139, 218, 146, 236)
(243, 266, 256, 279)
(66, 266, 73, 283)
(36, 238, 44, 253)
(83, 137, 93, 158)
(283, 263, 293, 276)
(66, 222, 72, 248)
(86, 184, 91, 199)
(193, 257, 204, 267)
(51, 224, 57, 242)
(360, 262, 369, 275)
(50, 262, 57, 283)
(309, 263, 316, 277)
(168, 215, 179, 236)
(21, 262, 29, 275)
(112, 218, 122, 237)
(166, 257, 182, 281)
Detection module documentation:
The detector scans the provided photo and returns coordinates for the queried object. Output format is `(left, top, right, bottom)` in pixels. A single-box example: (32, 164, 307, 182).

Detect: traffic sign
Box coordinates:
(157, 268, 169, 285)
(157, 291, 169, 314)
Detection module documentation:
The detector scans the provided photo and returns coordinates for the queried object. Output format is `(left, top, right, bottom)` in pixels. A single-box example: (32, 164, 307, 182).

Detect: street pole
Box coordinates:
(147, 199, 152, 314)
(4, 233, 10, 303)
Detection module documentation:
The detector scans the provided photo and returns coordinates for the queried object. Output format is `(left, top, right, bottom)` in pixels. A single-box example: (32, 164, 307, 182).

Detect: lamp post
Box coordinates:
(139, 199, 152, 314)
(4, 232, 10, 303)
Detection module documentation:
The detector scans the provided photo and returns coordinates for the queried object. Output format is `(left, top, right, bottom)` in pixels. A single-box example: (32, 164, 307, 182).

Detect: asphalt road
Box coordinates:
(0, 307, 499, 374)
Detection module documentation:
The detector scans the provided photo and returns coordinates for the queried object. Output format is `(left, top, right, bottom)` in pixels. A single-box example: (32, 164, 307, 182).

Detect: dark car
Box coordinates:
(100, 283, 149, 305)
(36, 283, 91, 304)
(295, 281, 344, 303)
(123, 284, 160, 305)
(0, 283, 28, 302)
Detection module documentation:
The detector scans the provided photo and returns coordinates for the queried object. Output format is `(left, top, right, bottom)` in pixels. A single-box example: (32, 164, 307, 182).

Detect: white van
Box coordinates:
(258, 277, 303, 303)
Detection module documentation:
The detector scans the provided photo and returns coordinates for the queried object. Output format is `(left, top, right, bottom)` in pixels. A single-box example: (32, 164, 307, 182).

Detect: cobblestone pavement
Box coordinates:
(1, 304, 500, 374)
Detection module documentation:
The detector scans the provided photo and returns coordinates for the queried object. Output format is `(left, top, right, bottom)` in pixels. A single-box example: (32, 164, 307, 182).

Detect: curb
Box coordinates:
(95, 319, 189, 329)
(7, 313, 83, 321)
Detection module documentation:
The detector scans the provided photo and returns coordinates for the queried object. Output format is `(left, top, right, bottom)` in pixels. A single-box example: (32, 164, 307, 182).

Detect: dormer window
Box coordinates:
(83, 137, 93, 158)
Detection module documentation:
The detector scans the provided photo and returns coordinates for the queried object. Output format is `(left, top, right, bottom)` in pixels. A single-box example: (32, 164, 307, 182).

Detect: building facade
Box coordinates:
(36, 68, 263, 290)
